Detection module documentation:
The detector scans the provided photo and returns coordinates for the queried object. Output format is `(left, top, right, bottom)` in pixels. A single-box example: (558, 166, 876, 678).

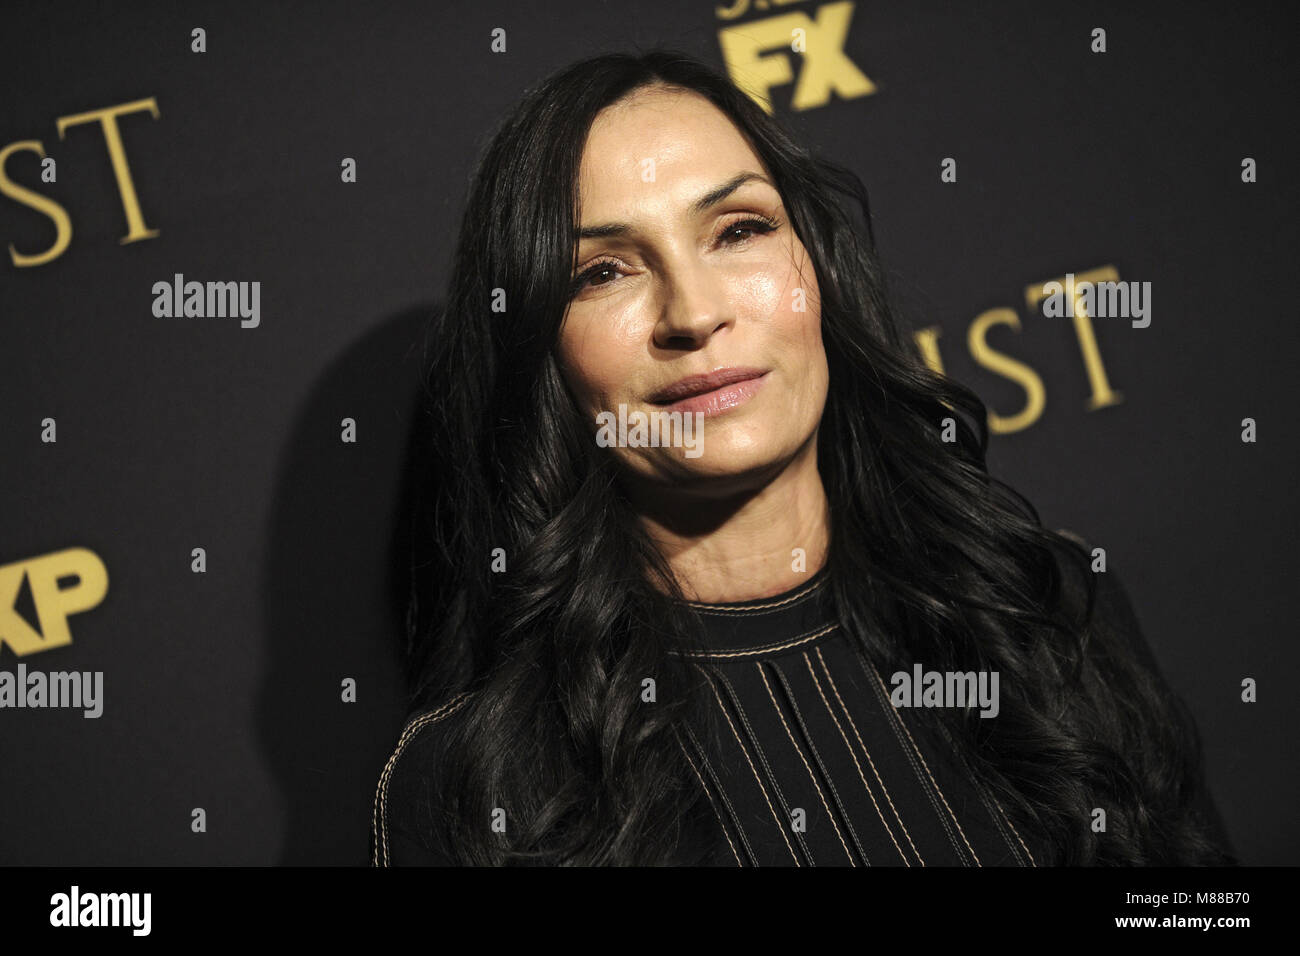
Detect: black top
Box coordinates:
(660, 566, 1044, 866)
(373, 547, 1234, 866)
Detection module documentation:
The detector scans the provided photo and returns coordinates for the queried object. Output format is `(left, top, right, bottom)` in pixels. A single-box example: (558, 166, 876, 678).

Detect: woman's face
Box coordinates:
(556, 85, 828, 498)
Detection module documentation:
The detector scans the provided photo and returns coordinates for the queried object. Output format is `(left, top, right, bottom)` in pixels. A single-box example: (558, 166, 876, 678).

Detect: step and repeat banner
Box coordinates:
(2, 0, 1295, 867)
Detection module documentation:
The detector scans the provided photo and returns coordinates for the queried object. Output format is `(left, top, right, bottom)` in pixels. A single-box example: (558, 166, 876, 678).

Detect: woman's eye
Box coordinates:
(570, 219, 780, 298)
(719, 217, 779, 245)
(570, 261, 620, 296)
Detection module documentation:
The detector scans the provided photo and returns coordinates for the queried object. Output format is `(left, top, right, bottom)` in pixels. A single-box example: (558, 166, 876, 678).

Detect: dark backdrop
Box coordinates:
(1, 0, 1295, 865)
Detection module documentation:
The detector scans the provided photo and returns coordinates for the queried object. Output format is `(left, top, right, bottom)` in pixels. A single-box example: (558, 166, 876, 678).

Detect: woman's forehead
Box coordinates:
(584, 90, 755, 169)
(576, 94, 769, 218)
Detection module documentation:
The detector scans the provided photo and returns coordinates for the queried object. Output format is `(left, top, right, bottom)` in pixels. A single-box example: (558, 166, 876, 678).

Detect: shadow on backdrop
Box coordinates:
(258, 303, 440, 865)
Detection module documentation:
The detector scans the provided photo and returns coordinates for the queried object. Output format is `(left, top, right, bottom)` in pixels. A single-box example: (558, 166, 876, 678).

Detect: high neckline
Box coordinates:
(671, 567, 841, 659)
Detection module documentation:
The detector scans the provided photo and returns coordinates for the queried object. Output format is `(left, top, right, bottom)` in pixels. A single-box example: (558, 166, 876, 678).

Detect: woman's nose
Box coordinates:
(653, 260, 734, 348)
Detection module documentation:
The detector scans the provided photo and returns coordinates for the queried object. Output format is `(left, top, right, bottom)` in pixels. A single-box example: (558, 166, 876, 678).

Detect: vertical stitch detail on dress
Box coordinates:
(682, 722, 759, 866)
(676, 729, 744, 867)
(814, 645, 926, 866)
(755, 661, 858, 865)
(769, 660, 871, 866)
(990, 792, 1037, 866)
(859, 653, 983, 866)
(975, 784, 1028, 866)
(803, 650, 912, 865)
(707, 665, 806, 868)
(931, 720, 1033, 867)
(701, 665, 806, 865)
(853, 648, 972, 865)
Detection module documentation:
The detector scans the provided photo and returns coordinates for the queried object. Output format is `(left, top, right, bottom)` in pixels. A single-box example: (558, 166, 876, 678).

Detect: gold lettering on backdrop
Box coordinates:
(912, 265, 1125, 435)
(715, 0, 808, 21)
(1024, 265, 1124, 412)
(0, 548, 109, 657)
(718, 1, 875, 114)
(1, 98, 160, 268)
(0, 140, 72, 267)
(968, 308, 1046, 434)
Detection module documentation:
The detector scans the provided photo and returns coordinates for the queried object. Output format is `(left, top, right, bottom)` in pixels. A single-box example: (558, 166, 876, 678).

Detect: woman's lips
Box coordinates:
(653, 371, 769, 417)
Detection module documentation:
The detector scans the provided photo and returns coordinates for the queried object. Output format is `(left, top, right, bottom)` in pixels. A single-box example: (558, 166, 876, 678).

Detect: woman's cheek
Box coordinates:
(729, 269, 784, 318)
(576, 333, 640, 417)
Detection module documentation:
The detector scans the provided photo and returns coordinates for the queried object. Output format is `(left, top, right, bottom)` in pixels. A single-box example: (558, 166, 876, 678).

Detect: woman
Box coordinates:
(372, 50, 1234, 866)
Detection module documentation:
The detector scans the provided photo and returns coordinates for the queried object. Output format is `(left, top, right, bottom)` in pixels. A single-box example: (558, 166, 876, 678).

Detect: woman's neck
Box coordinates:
(626, 436, 831, 603)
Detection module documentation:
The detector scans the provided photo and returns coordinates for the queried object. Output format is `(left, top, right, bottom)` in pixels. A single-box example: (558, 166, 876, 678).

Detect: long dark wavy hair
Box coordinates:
(400, 48, 1231, 866)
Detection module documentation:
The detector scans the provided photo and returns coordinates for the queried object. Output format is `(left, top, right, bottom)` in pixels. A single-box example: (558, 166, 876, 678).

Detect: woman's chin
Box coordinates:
(628, 442, 794, 489)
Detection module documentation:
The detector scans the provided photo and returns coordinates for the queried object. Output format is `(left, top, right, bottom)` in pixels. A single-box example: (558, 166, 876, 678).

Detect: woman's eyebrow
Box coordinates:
(576, 171, 774, 240)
